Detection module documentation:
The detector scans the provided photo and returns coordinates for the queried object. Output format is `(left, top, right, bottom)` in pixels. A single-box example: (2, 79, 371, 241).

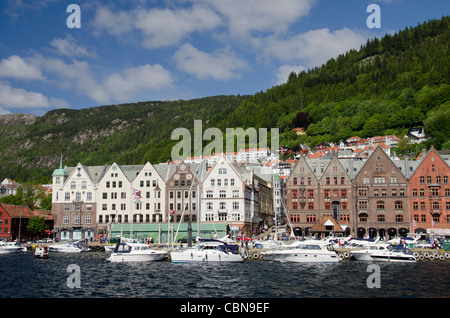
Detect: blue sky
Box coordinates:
(0, 0, 448, 115)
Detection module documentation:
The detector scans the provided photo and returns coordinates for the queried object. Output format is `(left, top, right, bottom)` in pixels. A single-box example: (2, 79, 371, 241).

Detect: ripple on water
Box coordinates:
(1, 253, 450, 298)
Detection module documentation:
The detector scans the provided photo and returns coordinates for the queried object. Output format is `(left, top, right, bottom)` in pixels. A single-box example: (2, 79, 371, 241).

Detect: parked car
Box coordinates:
(177, 236, 196, 243)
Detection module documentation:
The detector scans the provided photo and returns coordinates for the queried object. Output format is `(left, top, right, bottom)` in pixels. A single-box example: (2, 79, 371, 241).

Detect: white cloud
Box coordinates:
(31, 56, 110, 104)
(202, 0, 316, 39)
(173, 43, 247, 81)
(275, 64, 306, 85)
(135, 5, 222, 49)
(0, 81, 68, 112)
(262, 28, 367, 68)
(92, 3, 222, 49)
(28, 54, 174, 105)
(0, 55, 44, 80)
(105, 64, 174, 102)
(50, 35, 97, 58)
(92, 5, 135, 37)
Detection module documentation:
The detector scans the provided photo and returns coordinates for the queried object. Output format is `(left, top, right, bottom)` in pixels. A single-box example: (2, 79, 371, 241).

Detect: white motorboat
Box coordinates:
(34, 246, 49, 259)
(254, 239, 285, 250)
(364, 245, 417, 262)
(261, 240, 340, 263)
(350, 243, 391, 261)
(170, 239, 244, 263)
(0, 242, 23, 254)
(107, 243, 167, 262)
(49, 241, 85, 253)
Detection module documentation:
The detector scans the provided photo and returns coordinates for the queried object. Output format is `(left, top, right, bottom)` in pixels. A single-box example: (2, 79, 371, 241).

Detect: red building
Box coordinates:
(409, 147, 450, 236)
(0, 203, 35, 242)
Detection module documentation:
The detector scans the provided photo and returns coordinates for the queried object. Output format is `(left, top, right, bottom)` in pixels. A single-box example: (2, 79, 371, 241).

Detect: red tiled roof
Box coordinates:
(0, 203, 34, 218)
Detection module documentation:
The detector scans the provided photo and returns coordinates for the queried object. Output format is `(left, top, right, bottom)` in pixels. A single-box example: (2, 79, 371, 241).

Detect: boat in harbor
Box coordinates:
(170, 239, 244, 263)
(354, 244, 417, 262)
(0, 241, 23, 254)
(34, 246, 49, 259)
(48, 241, 86, 253)
(107, 242, 167, 262)
(350, 243, 391, 261)
(260, 240, 340, 263)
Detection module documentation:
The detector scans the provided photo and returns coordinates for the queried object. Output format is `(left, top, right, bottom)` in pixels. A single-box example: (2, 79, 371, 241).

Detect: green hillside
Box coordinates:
(0, 16, 448, 183)
(229, 16, 449, 151)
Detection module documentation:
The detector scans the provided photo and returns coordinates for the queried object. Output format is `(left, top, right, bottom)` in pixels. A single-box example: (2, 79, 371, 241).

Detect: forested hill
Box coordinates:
(0, 96, 249, 182)
(226, 16, 449, 151)
(0, 16, 449, 183)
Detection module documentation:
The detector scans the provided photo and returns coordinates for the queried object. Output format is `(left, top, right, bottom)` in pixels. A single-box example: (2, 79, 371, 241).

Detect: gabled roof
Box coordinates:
(310, 216, 344, 233)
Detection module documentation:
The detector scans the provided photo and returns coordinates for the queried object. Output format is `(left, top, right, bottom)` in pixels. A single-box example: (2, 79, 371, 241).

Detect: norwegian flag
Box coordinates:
(132, 188, 142, 200)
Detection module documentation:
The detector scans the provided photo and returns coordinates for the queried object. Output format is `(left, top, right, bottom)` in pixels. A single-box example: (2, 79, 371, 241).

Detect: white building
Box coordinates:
(200, 155, 262, 236)
(52, 162, 105, 241)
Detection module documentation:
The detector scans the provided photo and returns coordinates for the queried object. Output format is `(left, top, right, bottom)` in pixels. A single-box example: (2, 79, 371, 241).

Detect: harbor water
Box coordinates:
(1, 252, 449, 299)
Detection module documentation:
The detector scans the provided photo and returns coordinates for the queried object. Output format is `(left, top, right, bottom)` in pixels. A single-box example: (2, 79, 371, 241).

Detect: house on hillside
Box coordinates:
(0, 178, 20, 198)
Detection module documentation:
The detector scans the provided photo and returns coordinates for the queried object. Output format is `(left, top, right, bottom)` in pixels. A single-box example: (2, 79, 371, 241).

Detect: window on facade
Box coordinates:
(233, 202, 239, 210)
(359, 213, 368, 222)
(211, 179, 215, 186)
(308, 190, 314, 198)
(395, 214, 404, 222)
(206, 190, 213, 198)
(358, 189, 367, 197)
(306, 214, 316, 223)
(376, 201, 385, 210)
(219, 202, 226, 210)
(395, 201, 403, 210)
(293, 178, 297, 185)
(377, 214, 385, 222)
(325, 202, 331, 210)
(63, 215, 70, 224)
(292, 202, 298, 210)
(433, 215, 440, 223)
(308, 202, 314, 210)
(219, 190, 226, 198)
(85, 215, 92, 224)
(359, 201, 368, 210)
(324, 189, 330, 198)
(207, 202, 213, 210)
(432, 202, 441, 212)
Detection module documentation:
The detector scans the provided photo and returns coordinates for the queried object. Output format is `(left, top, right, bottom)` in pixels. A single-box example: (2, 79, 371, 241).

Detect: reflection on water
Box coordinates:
(0, 252, 449, 298)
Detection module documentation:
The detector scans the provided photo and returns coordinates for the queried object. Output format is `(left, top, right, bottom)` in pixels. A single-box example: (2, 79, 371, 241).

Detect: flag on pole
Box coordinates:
(132, 188, 141, 200)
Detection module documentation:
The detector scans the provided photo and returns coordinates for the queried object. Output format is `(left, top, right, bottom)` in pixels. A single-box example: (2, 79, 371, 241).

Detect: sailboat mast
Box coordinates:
(197, 156, 202, 239)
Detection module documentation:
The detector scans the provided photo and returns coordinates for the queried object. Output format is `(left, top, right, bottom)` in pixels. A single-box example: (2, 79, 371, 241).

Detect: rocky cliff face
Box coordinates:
(0, 113, 37, 126)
